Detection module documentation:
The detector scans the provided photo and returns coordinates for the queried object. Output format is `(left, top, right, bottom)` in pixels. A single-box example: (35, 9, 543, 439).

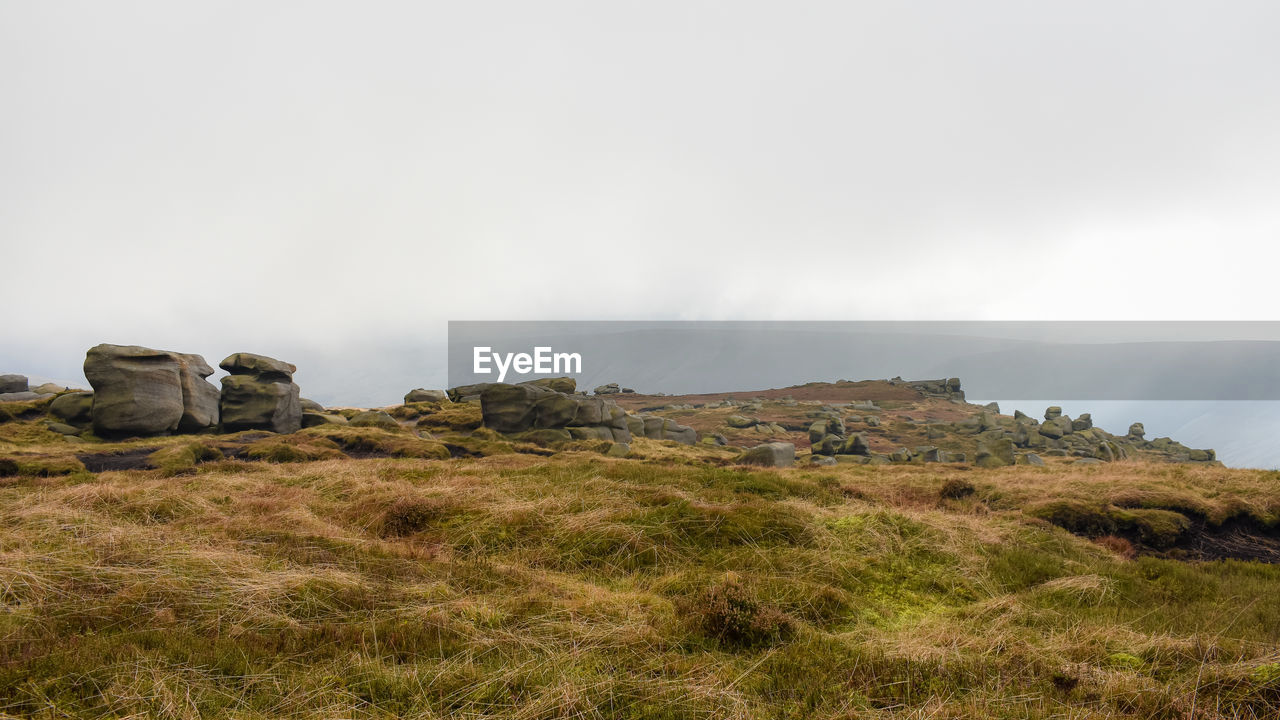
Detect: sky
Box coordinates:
(3, 1, 1280, 400)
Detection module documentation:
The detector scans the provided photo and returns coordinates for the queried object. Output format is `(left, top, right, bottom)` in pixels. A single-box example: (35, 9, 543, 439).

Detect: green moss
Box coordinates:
(148, 442, 224, 476)
(1106, 652, 1145, 671)
(245, 436, 345, 463)
(416, 404, 483, 432)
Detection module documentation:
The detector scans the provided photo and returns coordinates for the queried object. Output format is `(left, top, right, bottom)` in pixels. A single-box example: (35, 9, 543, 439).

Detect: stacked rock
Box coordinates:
(219, 353, 302, 433)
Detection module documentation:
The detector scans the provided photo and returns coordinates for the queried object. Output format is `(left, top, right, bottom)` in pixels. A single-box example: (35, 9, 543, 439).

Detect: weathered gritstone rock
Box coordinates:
(1072, 413, 1093, 432)
(0, 374, 28, 394)
(629, 413, 696, 444)
(84, 344, 220, 437)
(49, 391, 94, 426)
(219, 353, 301, 434)
(807, 417, 844, 444)
(593, 383, 621, 395)
(301, 398, 326, 412)
(975, 437, 1016, 467)
(350, 410, 399, 429)
(302, 412, 348, 428)
(740, 442, 795, 467)
(1128, 422, 1146, 440)
(1044, 406, 1063, 420)
(404, 388, 449, 404)
(480, 383, 633, 442)
(0, 391, 54, 402)
(524, 377, 576, 394)
(31, 383, 67, 395)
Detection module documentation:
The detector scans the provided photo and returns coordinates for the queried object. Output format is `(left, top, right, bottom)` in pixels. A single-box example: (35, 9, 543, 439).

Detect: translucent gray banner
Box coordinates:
(447, 321, 1280, 400)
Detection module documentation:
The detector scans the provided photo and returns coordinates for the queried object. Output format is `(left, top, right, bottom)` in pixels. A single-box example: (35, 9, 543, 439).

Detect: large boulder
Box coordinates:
(1128, 422, 1146, 440)
(523, 377, 576, 394)
(838, 433, 870, 456)
(219, 353, 301, 433)
(975, 437, 1016, 467)
(740, 442, 795, 467)
(49, 391, 94, 426)
(84, 344, 220, 437)
(1044, 406, 1063, 421)
(350, 410, 399, 430)
(0, 374, 27, 394)
(404, 388, 449, 404)
(1071, 413, 1093, 432)
(447, 382, 502, 403)
(593, 383, 621, 395)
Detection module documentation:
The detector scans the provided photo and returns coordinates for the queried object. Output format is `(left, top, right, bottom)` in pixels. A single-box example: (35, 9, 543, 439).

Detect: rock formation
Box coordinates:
(84, 344, 220, 437)
(740, 442, 795, 467)
(218, 353, 301, 434)
(0, 375, 27, 394)
(404, 388, 449, 404)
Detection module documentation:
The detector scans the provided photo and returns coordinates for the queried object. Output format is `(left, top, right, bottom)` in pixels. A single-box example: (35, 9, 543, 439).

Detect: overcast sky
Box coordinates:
(3, 1, 1279, 391)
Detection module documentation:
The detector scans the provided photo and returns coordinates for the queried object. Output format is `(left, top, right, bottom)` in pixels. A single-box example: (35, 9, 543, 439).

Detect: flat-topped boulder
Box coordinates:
(0, 374, 28, 394)
(404, 388, 449, 404)
(740, 442, 795, 467)
(84, 344, 220, 437)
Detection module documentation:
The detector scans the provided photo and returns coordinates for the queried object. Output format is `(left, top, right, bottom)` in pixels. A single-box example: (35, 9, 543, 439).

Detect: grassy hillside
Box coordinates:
(2, 437, 1279, 719)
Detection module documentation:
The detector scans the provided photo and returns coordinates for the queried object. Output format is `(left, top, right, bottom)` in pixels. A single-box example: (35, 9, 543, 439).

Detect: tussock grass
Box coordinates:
(0, 448, 1278, 717)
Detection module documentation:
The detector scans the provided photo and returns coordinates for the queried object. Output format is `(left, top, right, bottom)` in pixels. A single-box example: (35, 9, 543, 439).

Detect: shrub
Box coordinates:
(1094, 534, 1136, 559)
(688, 576, 794, 647)
(939, 478, 975, 499)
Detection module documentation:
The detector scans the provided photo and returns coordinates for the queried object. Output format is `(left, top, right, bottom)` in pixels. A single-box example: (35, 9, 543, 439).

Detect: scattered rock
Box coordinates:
(45, 422, 81, 436)
(593, 383, 621, 395)
(810, 455, 837, 466)
(1019, 453, 1046, 466)
(0, 391, 54, 402)
(728, 415, 758, 429)
(984, 401, 1000, 413)
(31, 382, 67, 395)
(605, 442, 630, 457)
(740, 442, 795, 467)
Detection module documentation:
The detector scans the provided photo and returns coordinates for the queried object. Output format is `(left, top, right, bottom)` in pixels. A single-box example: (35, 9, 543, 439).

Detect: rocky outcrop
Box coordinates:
(219, 353, 301, 434)
(740, 442, 795, 467)
(0, 375, 27, 394)
(480, 383, 632, 442)
(593, 383, 621, 395)
(625, 413, 697, 444)
(1128, 422, 1146, 440)
(84, 344, 220, 437)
